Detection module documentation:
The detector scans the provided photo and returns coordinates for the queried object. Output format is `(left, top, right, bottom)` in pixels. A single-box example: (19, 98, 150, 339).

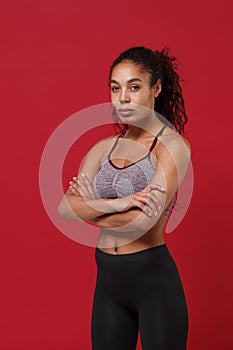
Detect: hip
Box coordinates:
(95, 243, 187, 308)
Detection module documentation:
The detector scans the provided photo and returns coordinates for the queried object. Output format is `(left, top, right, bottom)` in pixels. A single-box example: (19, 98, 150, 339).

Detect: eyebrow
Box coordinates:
(110, 78, 143, 84)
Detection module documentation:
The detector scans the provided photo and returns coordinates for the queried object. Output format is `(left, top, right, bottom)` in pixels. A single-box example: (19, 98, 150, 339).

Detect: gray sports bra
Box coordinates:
(93, 125, 176, 216)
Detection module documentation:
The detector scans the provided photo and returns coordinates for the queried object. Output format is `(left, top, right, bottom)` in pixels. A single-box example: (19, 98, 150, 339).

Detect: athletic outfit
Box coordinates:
(91, 126, 189, 349)
(93, 125, 175, 216)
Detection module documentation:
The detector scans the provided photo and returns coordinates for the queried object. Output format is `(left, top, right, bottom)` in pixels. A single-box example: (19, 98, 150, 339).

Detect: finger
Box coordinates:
(146, 192, 164, 214)
(134, 193, 162, 216)
(72, 176, 80, 187)
(133, 194, 156, 217)
(133, 193, 149, 205)
(132, 198, 152, 217)
(80, 174, 95, 199)
(141, 185, 150, 193)
(77, 179, 89, 197)
(77, 176, 95, 199)
(134, 192, 155, 206)
(69, 185, 79, 196)
(148, 184, 167, 193)
(148, 191, 163, 208)
(69, 181, 80, 195)
(147, 197, 162, 216)
(72, 176, 78, 183)
(69, 180, 80, 192)
(74, 176, 88, 195)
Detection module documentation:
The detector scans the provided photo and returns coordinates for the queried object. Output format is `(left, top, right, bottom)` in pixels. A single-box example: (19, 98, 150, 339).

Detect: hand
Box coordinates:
(116, 184, 166, 218)
(69, 177, 80, 196)
(69, 174, 96, 200)
(69, 175, 165, 218)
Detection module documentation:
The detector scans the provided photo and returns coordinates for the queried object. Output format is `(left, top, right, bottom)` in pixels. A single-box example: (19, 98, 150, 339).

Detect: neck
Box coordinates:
(126, 115, 164, 139)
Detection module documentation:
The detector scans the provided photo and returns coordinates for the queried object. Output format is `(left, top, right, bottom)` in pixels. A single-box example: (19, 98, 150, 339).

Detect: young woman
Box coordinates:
(58, 46, 191, 349)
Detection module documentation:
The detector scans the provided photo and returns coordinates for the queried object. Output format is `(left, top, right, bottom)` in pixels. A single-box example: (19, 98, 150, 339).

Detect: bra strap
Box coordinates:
(109, 126, 166, 158)
(149, 125, 167, 152)
(107, 132, 123, 159)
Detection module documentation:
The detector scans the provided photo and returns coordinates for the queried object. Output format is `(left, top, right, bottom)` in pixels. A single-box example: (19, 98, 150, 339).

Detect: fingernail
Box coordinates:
(73, 177, 77, 180)
(81, 173, 85, 177)
(69, 181, 73, 185)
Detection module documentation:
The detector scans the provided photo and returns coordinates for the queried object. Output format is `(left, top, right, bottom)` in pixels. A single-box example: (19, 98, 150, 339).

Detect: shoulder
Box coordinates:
(149, 127, 191, 201)
(84, 133, 120, 164)
(180, 134, 191, 153)
(153, 127, 191, 185)
(92, 133, 120, 147)
(155, 127, 191, 158)
(78, 133, 121, 181)
(89, 133, 120, 153)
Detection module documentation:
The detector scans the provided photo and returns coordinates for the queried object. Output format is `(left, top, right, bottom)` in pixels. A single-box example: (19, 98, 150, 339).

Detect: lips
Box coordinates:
(118, 108, 135, 117)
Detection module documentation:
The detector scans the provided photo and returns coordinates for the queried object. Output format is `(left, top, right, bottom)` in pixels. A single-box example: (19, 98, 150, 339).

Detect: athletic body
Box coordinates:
(58, 46, 191, 349)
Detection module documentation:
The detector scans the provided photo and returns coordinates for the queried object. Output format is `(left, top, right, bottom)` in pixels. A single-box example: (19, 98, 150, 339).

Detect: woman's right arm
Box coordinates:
(58, 186, 135, 222)
(58, 137, 120, 221)
(66, 131, 191, 233)
(58, 136, 154, 221)
(58, 134, 161, 222)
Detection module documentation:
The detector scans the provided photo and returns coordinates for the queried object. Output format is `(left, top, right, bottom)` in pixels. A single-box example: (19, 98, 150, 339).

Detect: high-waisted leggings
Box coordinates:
(91, 243, 189, 350)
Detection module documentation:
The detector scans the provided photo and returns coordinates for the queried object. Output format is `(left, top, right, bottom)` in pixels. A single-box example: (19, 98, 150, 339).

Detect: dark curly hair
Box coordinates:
(109, 46, 188, 135)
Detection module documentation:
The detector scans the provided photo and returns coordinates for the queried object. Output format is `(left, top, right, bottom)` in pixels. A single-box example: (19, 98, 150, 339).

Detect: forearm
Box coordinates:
(90, 208, 157, 233)
(90, 208, 140, 227)
(58, 193, 123, 221)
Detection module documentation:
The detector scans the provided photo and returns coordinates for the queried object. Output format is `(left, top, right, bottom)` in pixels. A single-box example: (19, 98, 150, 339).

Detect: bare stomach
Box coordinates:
(97, 214, 167, 255)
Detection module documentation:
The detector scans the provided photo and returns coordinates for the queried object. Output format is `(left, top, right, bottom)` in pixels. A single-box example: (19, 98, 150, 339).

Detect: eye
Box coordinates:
(111, 86, 120, 92)
(130, 85, 140, 91)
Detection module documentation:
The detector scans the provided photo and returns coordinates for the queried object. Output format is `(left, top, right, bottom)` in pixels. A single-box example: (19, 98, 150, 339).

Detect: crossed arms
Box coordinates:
(58, 131, 191, 233)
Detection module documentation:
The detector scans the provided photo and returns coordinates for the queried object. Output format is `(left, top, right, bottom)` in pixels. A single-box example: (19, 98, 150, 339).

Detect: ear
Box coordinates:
(153, 79, 162, 98)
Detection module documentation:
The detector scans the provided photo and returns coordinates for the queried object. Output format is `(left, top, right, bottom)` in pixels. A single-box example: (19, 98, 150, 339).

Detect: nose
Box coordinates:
(119, 88, 130, 103)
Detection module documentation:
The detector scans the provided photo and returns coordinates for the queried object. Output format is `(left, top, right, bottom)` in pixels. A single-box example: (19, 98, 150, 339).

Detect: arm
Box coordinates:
(58, 137, 122, 221)
(59, 175, 163, 223)
(90, 208, 147, 230)
(87, 133, 191, 232)
(58, 186, 136, 221)
(58, 136, 160, 221)
(59, 131, 191, 232)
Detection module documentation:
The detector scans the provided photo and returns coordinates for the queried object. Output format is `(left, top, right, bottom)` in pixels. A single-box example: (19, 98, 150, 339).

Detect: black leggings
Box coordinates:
(91, 243, 188, 350)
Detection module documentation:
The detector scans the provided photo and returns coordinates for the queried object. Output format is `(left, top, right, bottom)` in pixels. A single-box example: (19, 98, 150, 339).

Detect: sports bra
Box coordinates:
(93, 125, 176, 216)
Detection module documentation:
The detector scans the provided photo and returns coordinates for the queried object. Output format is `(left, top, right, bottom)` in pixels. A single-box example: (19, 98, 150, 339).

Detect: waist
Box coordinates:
(95, 242, 168, 262)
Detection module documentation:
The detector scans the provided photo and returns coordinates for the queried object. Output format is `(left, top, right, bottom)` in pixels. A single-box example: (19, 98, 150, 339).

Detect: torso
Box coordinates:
(97, 214, 167, 255)
(93, 125, 183, 255)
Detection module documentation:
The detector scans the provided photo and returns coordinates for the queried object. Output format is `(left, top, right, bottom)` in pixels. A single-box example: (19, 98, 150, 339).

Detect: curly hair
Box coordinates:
(109, 46, 188, 135)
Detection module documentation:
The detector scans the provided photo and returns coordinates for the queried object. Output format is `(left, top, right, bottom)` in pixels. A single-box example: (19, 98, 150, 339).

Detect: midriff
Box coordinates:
(97, 214, 167, 255)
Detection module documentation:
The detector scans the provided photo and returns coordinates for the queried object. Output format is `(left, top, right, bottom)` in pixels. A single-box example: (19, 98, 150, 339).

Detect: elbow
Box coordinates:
(58, 201, 68, 219)
(57, 198, 72, 220)
(57, 196, 82, 222)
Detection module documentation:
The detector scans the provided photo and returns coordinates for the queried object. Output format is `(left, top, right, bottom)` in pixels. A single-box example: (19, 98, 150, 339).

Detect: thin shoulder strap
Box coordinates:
(107, 132, 125, 159)
(149, 125, 167, 152)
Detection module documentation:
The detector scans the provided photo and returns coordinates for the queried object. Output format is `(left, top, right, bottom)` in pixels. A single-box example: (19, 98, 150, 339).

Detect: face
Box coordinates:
(110, 61, 161, 124)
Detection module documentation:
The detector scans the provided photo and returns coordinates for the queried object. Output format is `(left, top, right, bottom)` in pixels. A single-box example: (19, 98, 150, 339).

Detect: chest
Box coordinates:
(93, 157, 156, 199)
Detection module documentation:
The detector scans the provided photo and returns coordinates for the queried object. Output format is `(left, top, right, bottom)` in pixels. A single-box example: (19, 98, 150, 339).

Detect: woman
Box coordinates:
(58, 46, 191, 349)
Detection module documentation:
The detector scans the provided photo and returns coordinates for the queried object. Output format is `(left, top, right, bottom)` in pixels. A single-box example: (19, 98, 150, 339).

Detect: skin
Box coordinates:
(59, 61, 191, 254)
(110, 62, 162, 135)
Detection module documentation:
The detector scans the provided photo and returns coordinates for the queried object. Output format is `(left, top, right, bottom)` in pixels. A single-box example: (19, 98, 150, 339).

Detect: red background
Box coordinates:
(1, 0, 232, 349)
